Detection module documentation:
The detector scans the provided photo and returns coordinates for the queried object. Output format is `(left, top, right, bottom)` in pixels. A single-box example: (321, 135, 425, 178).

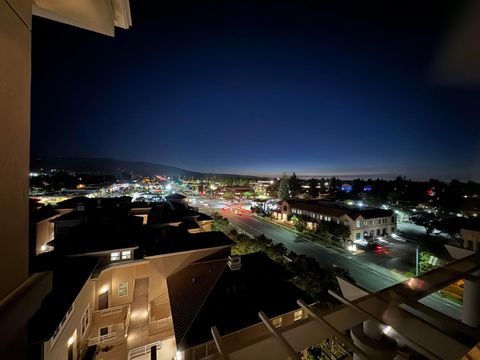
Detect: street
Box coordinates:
(193, 198, 462, 319)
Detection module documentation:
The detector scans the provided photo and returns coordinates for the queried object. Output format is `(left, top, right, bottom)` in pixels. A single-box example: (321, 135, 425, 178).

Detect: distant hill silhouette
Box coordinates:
(30, 156, 256, 178)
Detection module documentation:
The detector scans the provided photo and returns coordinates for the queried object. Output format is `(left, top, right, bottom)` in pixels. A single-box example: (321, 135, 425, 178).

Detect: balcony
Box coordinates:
(87, 304, 131, 348)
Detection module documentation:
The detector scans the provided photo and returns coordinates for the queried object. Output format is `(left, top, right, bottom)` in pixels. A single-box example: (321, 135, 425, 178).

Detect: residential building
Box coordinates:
(461, 220, 480, 252)
(274, 200, 396, 241)
(27, 197, 310, 360)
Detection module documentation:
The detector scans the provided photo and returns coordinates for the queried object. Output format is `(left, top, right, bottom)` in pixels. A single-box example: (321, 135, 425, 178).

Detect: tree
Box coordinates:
(307, 178, 319, 199)
(278, 173, 290, 200)
(289, 172, 302, 198)
(223, 191, 234, 199)
(294, 217, 307, 233)
(419, 251, 438, 273)
(411, 214, 436, 236)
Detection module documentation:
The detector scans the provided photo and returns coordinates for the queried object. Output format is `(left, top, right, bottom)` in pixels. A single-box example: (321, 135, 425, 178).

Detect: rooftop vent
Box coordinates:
(228, 255, 242, 271)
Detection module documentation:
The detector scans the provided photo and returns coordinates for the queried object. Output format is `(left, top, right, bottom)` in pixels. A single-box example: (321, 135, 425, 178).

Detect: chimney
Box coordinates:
(228, 255, 242, 271)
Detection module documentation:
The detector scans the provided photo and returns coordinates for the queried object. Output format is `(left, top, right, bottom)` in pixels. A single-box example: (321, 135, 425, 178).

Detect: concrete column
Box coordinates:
(351, 320, 397, 360)
(462, 270, 480, 328)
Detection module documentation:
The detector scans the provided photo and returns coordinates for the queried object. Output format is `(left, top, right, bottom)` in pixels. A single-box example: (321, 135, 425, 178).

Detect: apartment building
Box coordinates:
(274, 200, 396, 241)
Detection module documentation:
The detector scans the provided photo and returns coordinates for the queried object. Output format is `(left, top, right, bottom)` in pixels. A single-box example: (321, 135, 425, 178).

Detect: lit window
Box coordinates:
(111, 252, 120, 261)
(121, 250, 132, 260)
(118, 282, 128, 297)
(294, 310, 303, 321)
(356, 220, 361, 228)
(272, 317, 282, 328)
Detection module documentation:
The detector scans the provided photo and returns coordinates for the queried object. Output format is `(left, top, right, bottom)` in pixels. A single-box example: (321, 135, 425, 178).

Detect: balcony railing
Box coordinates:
(99, 305, 124, 317)
(128, 340, 162, 360)
(88, 332, 117, 346)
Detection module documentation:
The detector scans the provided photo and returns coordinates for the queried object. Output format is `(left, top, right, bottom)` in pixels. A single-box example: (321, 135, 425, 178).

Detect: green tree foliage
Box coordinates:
(307, 178, 319, 199)
(278, 173, 290, 200)
(211, 212, 229, 233)
(212, 215, 351, 308)
(289, 172, 302, 198)
(315, 220, 350, 246)
(242, 191, 254, 199)
(419, 251, 438, 273)
(411, 214, 436, 236)
(223, 191, 234, 199)
(294, 217, 307, 233)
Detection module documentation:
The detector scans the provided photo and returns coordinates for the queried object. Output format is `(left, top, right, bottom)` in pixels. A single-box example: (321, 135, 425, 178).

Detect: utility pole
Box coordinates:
(415, 245, 420, 276)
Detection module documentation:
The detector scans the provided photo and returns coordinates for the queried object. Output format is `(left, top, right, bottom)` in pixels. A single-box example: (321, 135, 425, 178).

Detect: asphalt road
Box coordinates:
(195, 198, 462, 319)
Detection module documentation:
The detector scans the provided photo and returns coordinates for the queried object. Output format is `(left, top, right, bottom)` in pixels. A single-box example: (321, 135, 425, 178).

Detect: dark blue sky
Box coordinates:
(31, 0, 480, 180)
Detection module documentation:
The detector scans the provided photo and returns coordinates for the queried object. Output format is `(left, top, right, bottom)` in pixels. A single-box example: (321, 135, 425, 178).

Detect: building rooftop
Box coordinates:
(172, 252, 312, 350)
(283, 199, 393, 220)
(165, 193, 188, 200)
(48, 216, 142, 255)
(143, 230, 234, 257)
(28, 255, 99, 342)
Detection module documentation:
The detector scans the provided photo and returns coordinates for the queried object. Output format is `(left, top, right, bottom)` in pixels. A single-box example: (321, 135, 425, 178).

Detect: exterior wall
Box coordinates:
(35, 219, 55, 254)
(199, 220, 213, 232)
(356, 216, 396, 241)
(461, 228, 480, 252)
(94, 263, 146, 310)
(44, 281, 94, 360)
(0, 0, 31, 302)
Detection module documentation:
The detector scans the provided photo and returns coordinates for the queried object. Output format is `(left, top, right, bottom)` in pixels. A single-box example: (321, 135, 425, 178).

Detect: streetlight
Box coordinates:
(210, 184, 216, 200)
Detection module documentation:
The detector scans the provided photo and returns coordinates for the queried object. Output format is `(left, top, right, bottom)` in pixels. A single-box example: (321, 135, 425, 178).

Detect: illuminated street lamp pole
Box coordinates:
(210, 184, 216, 200)
(415, 245, 420, 276)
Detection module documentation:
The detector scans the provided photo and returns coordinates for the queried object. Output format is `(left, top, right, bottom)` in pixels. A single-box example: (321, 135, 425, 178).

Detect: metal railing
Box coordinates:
(128, 341, 162, 360)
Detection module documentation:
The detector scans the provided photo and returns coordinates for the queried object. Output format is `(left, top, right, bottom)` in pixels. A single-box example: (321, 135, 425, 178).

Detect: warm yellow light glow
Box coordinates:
(67, 336, 74, 346)
(99, 285, 109, 294)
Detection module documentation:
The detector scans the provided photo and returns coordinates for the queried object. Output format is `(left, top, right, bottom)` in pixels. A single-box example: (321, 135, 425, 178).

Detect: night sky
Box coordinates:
(31, 0, 480, 180)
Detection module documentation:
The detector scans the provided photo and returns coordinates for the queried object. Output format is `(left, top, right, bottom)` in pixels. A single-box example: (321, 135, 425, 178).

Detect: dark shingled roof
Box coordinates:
(29, 208, 59, 223)
(196, 213, 213, 221)
(176, 252, 312, 350)
(165, 193, 187, 199)
(49, 216, 142, 255)
(284, 199, 393, 220)
(55, 196, 132, 209)
(143, 230, 234, 257)
(167, 258, 227, 350)
(28, 255, 99, 342)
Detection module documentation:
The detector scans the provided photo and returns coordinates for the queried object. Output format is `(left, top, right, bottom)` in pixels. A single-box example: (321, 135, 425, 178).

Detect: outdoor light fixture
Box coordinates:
(99, 285, 109, 294)
(67, 336, 74, 346)
(176, 351, 183, 360)
(382, 325, 393, 336)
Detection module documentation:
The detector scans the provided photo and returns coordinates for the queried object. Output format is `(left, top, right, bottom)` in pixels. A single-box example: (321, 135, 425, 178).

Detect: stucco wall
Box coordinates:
(0, 0, 31, 300)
